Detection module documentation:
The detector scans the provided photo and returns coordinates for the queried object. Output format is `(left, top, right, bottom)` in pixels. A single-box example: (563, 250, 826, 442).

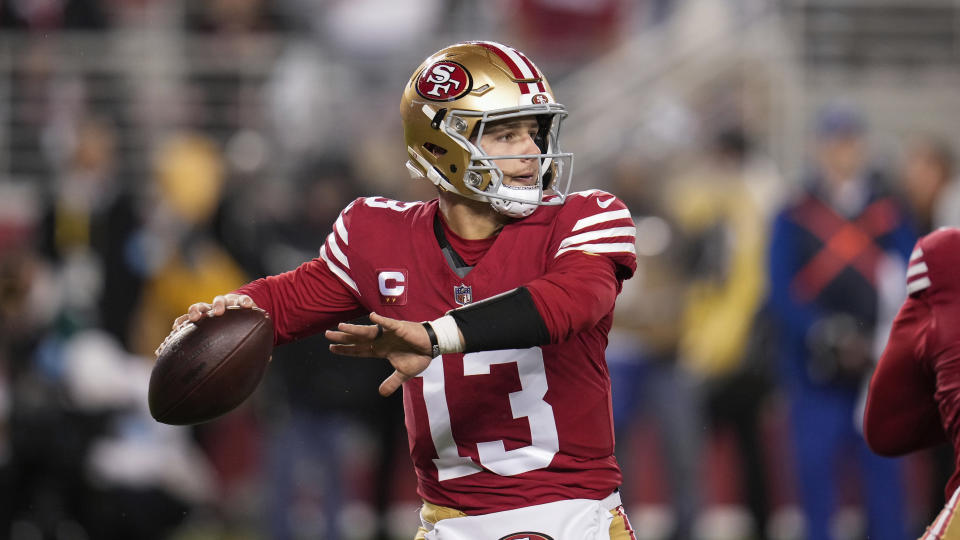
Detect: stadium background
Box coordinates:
(1, 0, 959, 539)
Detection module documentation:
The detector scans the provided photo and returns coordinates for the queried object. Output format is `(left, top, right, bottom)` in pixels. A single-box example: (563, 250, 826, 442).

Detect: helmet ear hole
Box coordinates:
(423, 142, 447, 158)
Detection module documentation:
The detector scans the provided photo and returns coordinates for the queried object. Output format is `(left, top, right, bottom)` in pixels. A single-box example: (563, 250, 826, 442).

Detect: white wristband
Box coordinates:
(431, 315, 464, 354)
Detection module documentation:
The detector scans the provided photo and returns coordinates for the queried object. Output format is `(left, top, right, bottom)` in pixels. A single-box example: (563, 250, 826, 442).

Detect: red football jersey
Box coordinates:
(237, 190, 638, 514)
(865, 227, 960, 497)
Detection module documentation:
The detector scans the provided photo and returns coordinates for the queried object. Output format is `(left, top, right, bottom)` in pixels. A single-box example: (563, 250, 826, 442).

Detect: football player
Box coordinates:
(170, 41, 638, 539)
(864, 227, 960, 539)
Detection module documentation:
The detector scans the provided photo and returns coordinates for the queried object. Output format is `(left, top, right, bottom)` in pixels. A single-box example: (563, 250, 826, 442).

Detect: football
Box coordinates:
(149, 306, 274, 425)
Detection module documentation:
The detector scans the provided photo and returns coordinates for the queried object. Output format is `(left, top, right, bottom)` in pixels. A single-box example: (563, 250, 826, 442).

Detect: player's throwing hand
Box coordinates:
(326, 312, 433, 396)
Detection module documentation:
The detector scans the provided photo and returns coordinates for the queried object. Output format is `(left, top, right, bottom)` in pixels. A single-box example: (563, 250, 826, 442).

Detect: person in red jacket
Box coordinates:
(167, 41, 638, 540)
(864, 226, 960, 539)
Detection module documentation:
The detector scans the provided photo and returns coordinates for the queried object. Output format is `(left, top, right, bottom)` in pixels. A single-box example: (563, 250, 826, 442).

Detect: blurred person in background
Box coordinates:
(863, 226, 960, 539)
(167, 41, 639, 539)
(130, 131, 249, 358)
(664, 126, 780, 539)
(229, 158, 405, 540)
(0, 182, 50, 536)
(768, 102, 915, 540)
(5, 112, 147, 539)
(901, 135, 960, 233)
(127, 131, 256, 535)
(5, 112, 211, 538)
(505, 0, 631, 62)
(0, 0, 110, 30)
(606, 155, 703, 540)
(39, 115, 145, 348)
(184, 0, 282, 34)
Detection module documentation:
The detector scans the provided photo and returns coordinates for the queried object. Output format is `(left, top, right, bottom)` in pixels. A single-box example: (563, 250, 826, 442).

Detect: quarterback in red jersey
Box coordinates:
(170, 41, 638, 539)
(864, 227, 960, 539)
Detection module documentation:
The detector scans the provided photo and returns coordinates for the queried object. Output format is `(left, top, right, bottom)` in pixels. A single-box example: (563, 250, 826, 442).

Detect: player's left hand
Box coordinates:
(326, 312, 434, 397)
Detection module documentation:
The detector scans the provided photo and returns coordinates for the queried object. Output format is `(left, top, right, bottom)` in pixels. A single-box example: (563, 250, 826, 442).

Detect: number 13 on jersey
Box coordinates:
(419, 348, 561, 481)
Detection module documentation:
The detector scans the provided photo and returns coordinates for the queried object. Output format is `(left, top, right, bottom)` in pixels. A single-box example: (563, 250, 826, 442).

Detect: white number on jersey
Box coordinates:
(364, 197, 415, 212)
(420, 348, 560, 481)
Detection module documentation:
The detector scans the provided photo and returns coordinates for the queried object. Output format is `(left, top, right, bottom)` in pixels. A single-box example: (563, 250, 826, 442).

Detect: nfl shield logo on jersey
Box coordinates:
(454, 283, 473, 305)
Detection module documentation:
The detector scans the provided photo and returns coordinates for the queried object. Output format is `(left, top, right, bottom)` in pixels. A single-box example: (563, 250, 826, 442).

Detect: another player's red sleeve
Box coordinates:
(525, 251, 621, 343)
(235, 258, 365, 345)
(863, 294, 946, 455)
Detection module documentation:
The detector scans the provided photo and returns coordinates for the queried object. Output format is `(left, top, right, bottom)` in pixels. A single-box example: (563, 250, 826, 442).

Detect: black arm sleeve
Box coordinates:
(449, 287, 551, 353)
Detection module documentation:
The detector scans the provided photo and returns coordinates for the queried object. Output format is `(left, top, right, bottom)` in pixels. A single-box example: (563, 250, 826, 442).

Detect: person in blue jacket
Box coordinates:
(768, 102, 916, 540)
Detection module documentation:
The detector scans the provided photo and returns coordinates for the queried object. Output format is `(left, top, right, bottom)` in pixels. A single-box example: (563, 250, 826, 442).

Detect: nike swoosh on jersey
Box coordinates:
(597, 197, 615, 208)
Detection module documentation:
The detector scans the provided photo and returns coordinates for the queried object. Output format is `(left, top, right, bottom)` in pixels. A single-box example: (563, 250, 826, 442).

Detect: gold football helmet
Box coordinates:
(401, 41, 573, 217)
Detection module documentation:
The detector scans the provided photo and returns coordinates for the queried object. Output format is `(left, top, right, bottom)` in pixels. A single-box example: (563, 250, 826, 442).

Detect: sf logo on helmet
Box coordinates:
(417, 61, 472, 102)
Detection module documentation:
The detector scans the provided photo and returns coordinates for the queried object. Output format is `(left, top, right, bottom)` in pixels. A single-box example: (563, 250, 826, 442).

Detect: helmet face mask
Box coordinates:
(451, 106, 572, 213)
(402, 41, 574, 217)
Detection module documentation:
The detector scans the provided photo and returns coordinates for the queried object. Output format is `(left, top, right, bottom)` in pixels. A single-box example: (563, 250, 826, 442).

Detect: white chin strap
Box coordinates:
(489, 184, 541, 218)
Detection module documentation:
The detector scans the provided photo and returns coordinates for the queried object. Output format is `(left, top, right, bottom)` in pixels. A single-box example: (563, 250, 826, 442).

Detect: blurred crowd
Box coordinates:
(1, 0, 959, 539)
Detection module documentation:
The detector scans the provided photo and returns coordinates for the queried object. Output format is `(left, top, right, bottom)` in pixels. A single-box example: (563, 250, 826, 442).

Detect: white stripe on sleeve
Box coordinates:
(325, 232, 350, 269)
(906, 276, 931, 295)
(571, 209, 632, 232)
(558, 226, 636, 250)
(906, 262, 928, 278)
(334, 213, 349, 246)
(555, 242, 637, 258)
(319, 244, 359, 294)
